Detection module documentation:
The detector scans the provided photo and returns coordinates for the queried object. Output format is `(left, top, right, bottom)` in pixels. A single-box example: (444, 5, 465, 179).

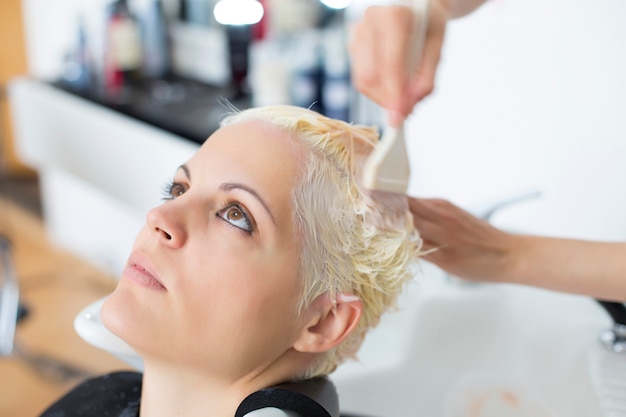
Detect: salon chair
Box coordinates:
(596, 300, 626, 352)
(235, 376, 372, 417)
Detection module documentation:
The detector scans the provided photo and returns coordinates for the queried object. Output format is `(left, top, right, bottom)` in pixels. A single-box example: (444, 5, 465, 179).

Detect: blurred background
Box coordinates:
(6, 0, 625, 243)
(1, 0, 626, 416)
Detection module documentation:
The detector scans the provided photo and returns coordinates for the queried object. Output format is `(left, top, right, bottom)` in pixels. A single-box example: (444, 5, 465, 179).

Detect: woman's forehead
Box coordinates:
(206, 118, 300, 151)
(189, 120, 304, 224)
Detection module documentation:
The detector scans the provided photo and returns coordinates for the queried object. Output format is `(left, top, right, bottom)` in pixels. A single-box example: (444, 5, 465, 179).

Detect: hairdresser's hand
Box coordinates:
(349, 0, 451, 127)
(410, 197, 626, 301)
(409, 197, 521, 282)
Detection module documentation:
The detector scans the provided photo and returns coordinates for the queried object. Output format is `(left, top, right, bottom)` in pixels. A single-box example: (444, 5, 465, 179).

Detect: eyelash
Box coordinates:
(160, 180, 254, 235)
(162, 179, 186, 201)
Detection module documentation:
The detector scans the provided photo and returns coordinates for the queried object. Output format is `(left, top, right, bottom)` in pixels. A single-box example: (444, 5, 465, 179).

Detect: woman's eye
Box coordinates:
(217, 204, 253, 234)
(162, 181, 187, 200)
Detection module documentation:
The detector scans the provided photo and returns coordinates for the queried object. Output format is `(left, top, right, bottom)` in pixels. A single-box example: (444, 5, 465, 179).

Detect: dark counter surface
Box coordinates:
(54, 76, 251, 145)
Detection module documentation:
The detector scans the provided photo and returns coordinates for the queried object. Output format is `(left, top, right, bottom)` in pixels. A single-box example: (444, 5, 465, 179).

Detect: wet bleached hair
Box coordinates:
(221, 105, 422, 378)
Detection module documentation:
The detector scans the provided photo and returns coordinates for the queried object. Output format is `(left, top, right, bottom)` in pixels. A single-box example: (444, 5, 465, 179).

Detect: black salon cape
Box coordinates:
(39, 371, 142, 417)
(38, 371, 334, 417)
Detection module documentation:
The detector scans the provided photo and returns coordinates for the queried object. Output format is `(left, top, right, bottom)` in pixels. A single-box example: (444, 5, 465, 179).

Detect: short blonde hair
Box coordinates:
(221, 105, 421, 378)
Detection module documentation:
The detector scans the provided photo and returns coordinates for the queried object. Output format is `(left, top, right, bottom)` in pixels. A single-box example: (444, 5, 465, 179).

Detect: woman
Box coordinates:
(40, 105, 422, 417)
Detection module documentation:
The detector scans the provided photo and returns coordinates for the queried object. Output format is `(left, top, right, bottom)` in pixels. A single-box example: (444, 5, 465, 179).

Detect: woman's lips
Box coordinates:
(123, 254, 167, 291)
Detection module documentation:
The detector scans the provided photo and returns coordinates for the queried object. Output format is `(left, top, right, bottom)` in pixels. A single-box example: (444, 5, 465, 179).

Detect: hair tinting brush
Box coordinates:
(361, 0, 428, 195)
(362, 125, 410, 194)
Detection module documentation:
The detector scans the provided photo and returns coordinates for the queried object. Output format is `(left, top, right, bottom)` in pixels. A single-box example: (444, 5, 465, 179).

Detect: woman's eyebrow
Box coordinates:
(178, 164, 191, 180)
(220, 182, 276, 225)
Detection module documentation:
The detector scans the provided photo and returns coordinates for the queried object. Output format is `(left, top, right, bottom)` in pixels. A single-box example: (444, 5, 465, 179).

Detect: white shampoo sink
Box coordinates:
(332, 263, 619, 417)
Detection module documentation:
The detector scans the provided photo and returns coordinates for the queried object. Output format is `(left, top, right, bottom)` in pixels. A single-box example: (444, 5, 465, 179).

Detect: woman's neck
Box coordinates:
(139, 363, 240, 417)
(138, 354, 308, 417)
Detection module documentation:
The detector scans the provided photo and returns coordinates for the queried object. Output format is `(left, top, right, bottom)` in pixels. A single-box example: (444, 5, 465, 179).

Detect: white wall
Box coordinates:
(406, 0, 626, 241)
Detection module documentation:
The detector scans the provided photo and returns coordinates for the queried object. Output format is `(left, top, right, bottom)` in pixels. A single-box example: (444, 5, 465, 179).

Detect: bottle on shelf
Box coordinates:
(141, 0, 171, 80)
(104, 0, 143, 100)
(62, 16, 94, 93)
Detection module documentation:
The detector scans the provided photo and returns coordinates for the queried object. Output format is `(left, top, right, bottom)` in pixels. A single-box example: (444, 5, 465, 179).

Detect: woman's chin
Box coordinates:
(101, 288, 134, 343)
(100, 286, 164, 358)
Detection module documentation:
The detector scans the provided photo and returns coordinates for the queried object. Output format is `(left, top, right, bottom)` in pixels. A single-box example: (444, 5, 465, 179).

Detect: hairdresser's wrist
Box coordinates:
(496, 233, 534, 286)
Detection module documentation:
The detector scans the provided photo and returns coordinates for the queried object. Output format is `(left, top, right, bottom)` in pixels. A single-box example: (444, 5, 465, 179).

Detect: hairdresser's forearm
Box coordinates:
(508, 235, 626, 302)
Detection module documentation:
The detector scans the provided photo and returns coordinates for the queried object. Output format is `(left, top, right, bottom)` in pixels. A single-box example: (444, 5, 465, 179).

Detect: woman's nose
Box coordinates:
(146, 203, 187, 248)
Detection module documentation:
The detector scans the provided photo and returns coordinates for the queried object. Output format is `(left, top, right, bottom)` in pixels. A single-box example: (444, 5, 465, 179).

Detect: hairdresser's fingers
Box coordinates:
(379, 5, 420, 123)
(349, 8, 386, 104)
(420, 244, 447, 265)
(415, 236, 451, 271)
(413, 213, 448, 252)
(408, 197, 432, 222)
(418, 237, 439, 255)
(405, 14, 445, 108)
(349, 12, 381, 101)
(350, 5, 419, 126)
(396, 0, 449, 122)
(409, 197, 452, 224)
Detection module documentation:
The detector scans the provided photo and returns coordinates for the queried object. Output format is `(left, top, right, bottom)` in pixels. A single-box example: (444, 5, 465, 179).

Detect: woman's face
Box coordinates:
(102, 119, 308, 380)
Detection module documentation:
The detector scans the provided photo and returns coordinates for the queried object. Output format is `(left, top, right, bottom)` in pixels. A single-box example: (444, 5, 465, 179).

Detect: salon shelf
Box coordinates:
(54, 75, 251, 145)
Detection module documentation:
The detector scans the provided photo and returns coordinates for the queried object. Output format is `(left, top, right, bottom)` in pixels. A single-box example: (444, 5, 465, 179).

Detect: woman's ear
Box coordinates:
(293, 294, 363, 353)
